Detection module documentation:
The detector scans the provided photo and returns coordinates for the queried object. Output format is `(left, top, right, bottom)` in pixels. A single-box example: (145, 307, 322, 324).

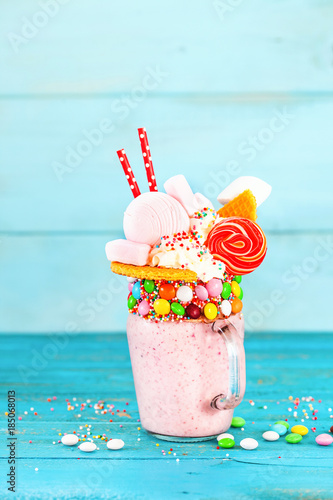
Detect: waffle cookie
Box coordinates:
(111, 261, 198, 281)
(217, 189, 257, 221)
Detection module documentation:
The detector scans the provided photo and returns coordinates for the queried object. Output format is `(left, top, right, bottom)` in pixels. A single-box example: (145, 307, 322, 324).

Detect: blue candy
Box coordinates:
(272, 423, 287, 436)
(132, 281, 142, 300)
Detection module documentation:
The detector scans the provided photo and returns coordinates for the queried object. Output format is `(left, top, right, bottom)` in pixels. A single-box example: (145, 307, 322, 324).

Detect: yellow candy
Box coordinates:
(153, 299, 170, 316)
(231, 281, 241, 297)
(204, 303, 218, 320)
(291, 425, 308, 436)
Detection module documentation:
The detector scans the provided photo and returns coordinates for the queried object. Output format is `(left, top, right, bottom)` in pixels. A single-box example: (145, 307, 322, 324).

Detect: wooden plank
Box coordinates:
(1, 96, 333, 232)
(1, 232, 333, 333)
(1, 333, 333, 499)
(2, 0, 333, 94)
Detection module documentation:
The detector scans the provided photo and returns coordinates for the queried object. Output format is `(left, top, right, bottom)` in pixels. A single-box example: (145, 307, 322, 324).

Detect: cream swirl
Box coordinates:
(148, 231, 225, 282)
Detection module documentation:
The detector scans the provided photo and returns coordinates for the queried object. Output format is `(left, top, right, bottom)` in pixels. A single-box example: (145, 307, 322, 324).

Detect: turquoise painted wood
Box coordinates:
(1, 0, 332, 334)
(1, 233, 333, 333)
(2, 0, 333, 94)
(1, 333, 333, 499)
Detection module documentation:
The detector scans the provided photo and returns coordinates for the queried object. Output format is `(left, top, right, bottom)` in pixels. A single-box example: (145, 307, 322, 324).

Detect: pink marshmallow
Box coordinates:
(164, 175, 197, 216)
(123, 192, 189, 246)
(105, 239, 150, 266)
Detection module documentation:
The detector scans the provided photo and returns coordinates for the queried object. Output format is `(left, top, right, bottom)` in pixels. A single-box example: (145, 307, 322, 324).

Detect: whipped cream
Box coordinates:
(148, 231, 225, 282)
(190, 208, 217, 241)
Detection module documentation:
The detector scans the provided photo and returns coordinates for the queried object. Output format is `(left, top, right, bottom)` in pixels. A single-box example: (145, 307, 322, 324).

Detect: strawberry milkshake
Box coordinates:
(106, 128, 271, 440)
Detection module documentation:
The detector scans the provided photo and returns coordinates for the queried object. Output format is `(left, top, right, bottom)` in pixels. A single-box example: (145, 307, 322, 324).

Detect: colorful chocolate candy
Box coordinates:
(206, 217, 267, 275)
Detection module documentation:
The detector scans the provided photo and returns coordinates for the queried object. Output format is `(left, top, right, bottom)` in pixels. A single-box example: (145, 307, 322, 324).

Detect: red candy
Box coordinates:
(206, 217, 267, 275)
(159, 283, 176, 300)
(186, 303, 201, 319)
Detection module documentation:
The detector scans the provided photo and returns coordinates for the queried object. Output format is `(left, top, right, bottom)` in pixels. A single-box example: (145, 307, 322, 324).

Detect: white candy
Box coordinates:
(107, 439, 125, 450)
(193, 192, 214, 211)
(217, 433, 234, 442)
(61, 434, 78, 446)
(240, 438, 258, 450)
(217, 176, 272, 207)
(221, 300, 232, 317)
(78, 442, 96, 452)
(164, 174, 197, 215)
(176, 285, 193, 302)
(127, 277, 137, 283)
(262, 431, 280, 442)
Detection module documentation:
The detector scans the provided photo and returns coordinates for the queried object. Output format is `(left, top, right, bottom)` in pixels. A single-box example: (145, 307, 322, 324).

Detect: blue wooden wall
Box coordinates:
(1, 0, 333, 333)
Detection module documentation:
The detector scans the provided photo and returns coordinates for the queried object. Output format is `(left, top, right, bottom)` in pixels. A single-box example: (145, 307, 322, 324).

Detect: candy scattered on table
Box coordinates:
(274, 420, 290, 429)
(272, 423, 288, 436)
(217, 433, 234, 442)
(61, 434, 78, 446)
(285, 433, 302, 444)
(240, 438, 258, 450)
(107, 439, 125, 450)
(78, 442, 97, 452)
(291, 425, 308, 436)
(262, 431, 280, 442)
(218, 438, 235, 449)
(231, 416, 246, 428)
(315, 434, 333, 446)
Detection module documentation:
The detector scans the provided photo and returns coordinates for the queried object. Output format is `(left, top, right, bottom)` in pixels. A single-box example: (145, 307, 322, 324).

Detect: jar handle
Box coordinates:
(210, 319, 245, 411)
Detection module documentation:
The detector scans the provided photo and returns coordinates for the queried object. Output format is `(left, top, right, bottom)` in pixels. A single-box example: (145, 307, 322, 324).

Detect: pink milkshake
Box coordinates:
(106, 128, 270, 441)
(127, 313, 245, 440)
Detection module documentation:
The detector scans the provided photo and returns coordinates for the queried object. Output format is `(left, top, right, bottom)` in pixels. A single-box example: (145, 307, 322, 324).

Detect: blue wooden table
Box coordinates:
(1, 333, 333, 499)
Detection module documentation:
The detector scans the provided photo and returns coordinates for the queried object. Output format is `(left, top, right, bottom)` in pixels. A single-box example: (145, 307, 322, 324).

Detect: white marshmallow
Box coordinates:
(217, 176, 272, 207)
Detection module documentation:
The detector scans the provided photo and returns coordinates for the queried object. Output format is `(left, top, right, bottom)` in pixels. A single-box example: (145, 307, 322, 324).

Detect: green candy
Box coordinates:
(231, 416, 245, 428)
(221, 282, 232, 299)
(234, 275, 242, 284)
(218, 438, 235, 449)
(143, 279, 155, 293)
(127, 295, 137, 309)
(171, 302, 185, 316)
(285, 433, 302, 444)
(238, 287, 243, 300)
(275, 420, 290, 429)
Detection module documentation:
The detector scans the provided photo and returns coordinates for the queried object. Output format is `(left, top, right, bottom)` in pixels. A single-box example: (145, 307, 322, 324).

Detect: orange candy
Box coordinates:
(159, 283, 176, 300)
(231, 297, 243, 313)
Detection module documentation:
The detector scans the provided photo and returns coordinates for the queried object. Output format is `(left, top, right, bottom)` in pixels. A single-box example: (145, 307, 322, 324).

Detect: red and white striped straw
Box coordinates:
(138, 127, 158, 192)
(117, 149, 141, 198)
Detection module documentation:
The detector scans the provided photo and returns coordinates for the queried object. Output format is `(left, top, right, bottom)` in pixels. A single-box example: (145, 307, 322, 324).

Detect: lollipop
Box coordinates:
(206, 217, 267, 275)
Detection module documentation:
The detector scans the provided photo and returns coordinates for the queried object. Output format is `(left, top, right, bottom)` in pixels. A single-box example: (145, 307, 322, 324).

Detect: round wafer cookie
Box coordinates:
(111, 261, 197, 281)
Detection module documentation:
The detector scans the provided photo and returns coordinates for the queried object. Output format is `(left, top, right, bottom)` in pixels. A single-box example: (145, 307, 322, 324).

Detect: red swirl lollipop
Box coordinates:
(206, 217, 267, 275)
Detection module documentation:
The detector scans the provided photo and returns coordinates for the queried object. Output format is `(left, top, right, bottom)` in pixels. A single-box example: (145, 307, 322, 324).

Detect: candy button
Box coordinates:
(240, 438, 258, 450)
(231, 281, 241, 297)
(203, 303, 217, 320)
(176, 285, 193, 302)
(221, 300, 232, 317)
(271, 424, 287, 436)
(128, 283, 134, 292)
(61, 434, 78, 446)
(217, 433, 234, 442)
(274, 420, 289, 429)
(231, 416, 245, 428)
(221, 282, 231, 299)
(78, 442, 97, 452)
(285, 433, 302, 444)
(262, 431, 280, 442)
(291, 425, 308, 436)
(154, 299, 170, 316)
(138, 300, 150, 316)
(218, 438, 235, 449)
(171, 302, 185, 316)
(186, 303, 201, 319)
(107, 439, 125, 450)
(206, 278, 222, 297)
(238, 287, 243, 300)
(132, 281, 142, 300)
(159, 283, 176, 300)
(128, 295, 137, 309)
(195, 285, 208, 301)
(231, 298, 243, 314)
(315, 434, 333, 446)
(143, 279, 155, 293)
(234, 275, 242, 284)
